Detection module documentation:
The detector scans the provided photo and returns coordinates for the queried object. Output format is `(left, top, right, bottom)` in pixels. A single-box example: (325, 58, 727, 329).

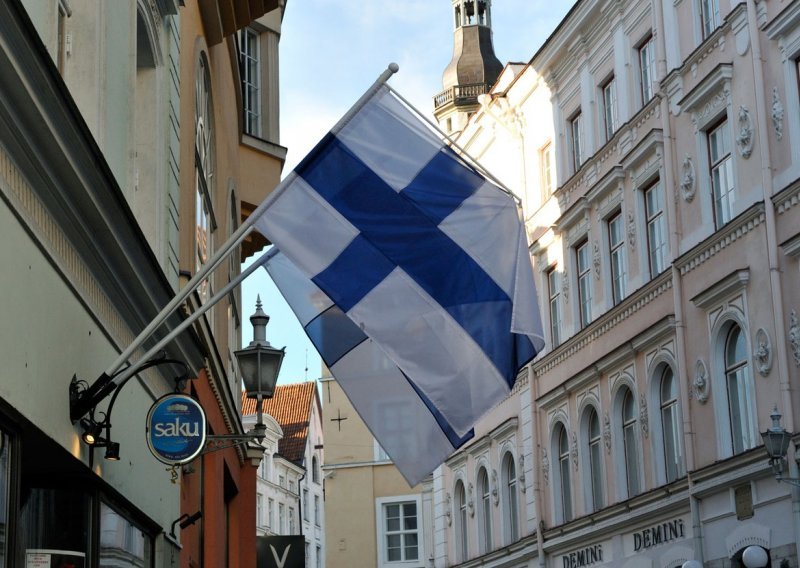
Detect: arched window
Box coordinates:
(501, 453, 518, 544)
(555, 424, 572, 523)
(454, 480, 468, 562)
(582, 407, 604, 512)
(659, 366, 683, 483)
(725, 324, 755, 454)
(621, 388, 641, 497)
(195, 54, 215, 307)
(312, 456, 320, 484)
(477, 467, 492, 554)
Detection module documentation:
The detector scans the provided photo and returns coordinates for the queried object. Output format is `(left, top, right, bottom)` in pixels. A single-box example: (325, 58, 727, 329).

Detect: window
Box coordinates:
(455, 481, 468, 562)
(289, 507, 296, 534)
(381, 500, 419, 563)
(268, 498, 274, 529)
(638, 34, 656, 105)
(195, 55, 215, 307)
(303, 489, 309, 521)
(570, 112, 584, 172)
(645, 180, 667, 277)
(312, 456, 320, 483)
(556, 424, 572, 523)
(314, 494, 321, 527)
(709, 119, 734, 228)
(240, 27, 261, 137)
(576, 241, 592, 327)
(477, 467, 492, 554)
(608, 212, 627, 305)
(375, 440, 391, 462)
(289, 480, 295, 493)
(621, 388, 641, 497)
(501, 453, 519, 544)
(257, 493, 264, 527)
(725, 324, 755, 454)
(602, 77, 618, 141)
(316, 544, 322, 568)
(659, 367, 683, 483)
(540, 142, 554, 198)
(279, 475, 286, 488)
(700, 0, 720, 40)
(99, 502, 152, 565)
(279, 503, 285, 533)
(548, 268, 562, 346)
(584, 407, 604, 512)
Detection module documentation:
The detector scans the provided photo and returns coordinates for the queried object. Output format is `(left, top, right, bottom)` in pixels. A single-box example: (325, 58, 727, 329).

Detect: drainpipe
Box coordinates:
(651, 0, 702, 561)
(530, 366, 547, 568)
(297, 472, 305, 537)
(743, 0, 800, 553)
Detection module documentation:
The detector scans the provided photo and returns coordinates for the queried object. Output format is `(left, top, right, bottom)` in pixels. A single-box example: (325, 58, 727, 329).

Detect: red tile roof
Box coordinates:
(242, 382, 316, 464)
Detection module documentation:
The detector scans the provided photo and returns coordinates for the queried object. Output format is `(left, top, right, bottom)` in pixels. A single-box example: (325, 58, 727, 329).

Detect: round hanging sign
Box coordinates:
(146, 393, 207, 465)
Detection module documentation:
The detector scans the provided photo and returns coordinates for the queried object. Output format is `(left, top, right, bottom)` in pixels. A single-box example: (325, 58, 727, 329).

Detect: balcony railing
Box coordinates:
(433, 83, 492, 109)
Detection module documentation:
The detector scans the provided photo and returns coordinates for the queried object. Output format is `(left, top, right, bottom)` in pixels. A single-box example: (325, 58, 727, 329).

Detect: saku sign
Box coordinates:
(146, 393, 207, 465)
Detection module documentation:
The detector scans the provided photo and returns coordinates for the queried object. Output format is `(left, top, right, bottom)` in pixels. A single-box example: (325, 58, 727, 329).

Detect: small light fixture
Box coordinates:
(741, 545, 769, 568)
(81, 419, 102, 446)
(104, 441, 121, 461)
(761, 405, 800, 487)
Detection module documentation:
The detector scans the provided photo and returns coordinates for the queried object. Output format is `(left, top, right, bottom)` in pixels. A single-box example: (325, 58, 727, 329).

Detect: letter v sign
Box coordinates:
(270, 544, 291, 568)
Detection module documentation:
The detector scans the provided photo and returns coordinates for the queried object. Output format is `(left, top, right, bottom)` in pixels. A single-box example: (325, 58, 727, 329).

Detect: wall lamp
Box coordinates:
(761, 405, 800, 487)
(70, 352, 190, 461)
(170, 510, 202, 540)
(204, 297, 285, 453)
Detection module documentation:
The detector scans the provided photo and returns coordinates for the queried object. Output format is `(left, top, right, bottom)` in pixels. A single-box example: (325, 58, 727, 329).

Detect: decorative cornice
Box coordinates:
(774, 179, 800, 215)
(533, 271, 673, 376)
(690, 268, 750, 309)
(490, 418, 519, 443)
(677, 204, 766, 275)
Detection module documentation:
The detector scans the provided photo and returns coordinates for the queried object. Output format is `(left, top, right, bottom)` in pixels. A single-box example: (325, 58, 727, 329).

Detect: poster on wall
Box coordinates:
(25, 550, 85, 568)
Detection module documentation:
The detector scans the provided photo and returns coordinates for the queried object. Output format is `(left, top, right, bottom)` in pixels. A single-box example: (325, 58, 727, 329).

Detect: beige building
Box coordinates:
(322, 372, 436, 568)
(426, 0, 800, 567)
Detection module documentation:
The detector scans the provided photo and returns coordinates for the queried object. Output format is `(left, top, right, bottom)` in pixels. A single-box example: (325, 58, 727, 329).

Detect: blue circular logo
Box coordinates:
(146, 394, 207, 465)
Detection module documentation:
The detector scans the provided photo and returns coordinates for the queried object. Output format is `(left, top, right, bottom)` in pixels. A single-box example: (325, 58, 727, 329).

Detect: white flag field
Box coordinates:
(255, 78, 545, 485)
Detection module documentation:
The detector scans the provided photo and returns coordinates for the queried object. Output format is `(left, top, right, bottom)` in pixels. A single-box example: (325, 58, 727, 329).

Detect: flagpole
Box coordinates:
(384, 84, 522, 205)
(104, 63, 400, 378)
(110, 248, 282, 389)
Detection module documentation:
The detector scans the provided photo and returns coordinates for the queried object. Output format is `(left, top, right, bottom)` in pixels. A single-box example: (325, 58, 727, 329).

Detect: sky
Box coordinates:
(241, 0, 574, 386)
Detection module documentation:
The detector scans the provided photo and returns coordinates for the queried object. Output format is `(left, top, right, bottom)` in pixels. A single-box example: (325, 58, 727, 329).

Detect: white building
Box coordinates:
(426, 0, 800, 566)
(244, 381, 326, 567)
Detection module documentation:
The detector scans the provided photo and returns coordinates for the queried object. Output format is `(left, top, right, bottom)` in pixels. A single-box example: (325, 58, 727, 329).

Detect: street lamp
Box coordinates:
(233, 296, 286, 442)
(760, 405, 800, 487)
(741, 546, 769, 568)
(203, 297, 285, 453)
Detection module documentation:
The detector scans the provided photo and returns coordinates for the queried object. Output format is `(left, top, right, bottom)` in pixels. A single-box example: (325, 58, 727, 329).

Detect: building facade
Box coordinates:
(244, 381, 326, 567)
(0, 0, 286, 566)
(427, 0, 800, 567)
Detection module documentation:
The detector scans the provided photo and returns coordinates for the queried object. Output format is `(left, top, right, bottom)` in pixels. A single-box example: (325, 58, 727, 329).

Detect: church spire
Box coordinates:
(434, 0, 503, 136)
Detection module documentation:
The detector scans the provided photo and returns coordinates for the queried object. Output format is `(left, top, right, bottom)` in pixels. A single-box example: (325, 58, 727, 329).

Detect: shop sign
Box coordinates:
(146, 394, 207, 465)
(26, 549, 85, 568)
(257, 535, 305, 568)
(561, 544, 604, 567)
(632, 517, 686, 552)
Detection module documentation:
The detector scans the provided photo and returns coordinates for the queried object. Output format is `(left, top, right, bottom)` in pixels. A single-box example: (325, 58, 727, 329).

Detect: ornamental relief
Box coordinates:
(680, 155, 696, 202)
(735, 106, 754, 159)
(640, 393, 649, 438)
(603, 411, 612, 454)
(772, 87, 784, 141)
(593, 240, 602, 280)
(753, 327, 773, 377)
(627, 210, 636, 250)
(691, 359, 709, 404)
(691, 88, 730, 132)
(541, 448, 550, 484)
(790, 310, 800, 367)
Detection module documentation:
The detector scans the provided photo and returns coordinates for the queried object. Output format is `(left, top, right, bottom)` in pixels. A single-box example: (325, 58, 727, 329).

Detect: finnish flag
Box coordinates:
(256, 85, 544, 485)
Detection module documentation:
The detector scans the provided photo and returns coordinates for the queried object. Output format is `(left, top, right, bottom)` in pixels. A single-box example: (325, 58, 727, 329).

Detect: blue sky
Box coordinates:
(241, 1, 573, 385)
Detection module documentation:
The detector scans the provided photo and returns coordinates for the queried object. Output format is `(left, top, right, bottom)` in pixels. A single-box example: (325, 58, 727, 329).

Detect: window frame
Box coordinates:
(658, 365, 683, 483)
(375, 496, 423, 567)
(477, 466, 492, 554)
(454, 480, 468, 563)
(720, 322, 756, 456)
(707, 118, 735, 229)
(501, 453, 519, 545)
(601, 76, 618, 142)
(576, 240, 592, 327)
(644, 179, 667, 278)
(569, 111, 584, 173)
(540, 141, 554, 199)
(547, 267, 562, 346)
(581, 406, 605, 513)
(607, 211, 627, 305)
(700, 0, 720, 40)
(239, 27, 261, 137)
(637, 34, 656, 106)
(554, 422, 573, 524)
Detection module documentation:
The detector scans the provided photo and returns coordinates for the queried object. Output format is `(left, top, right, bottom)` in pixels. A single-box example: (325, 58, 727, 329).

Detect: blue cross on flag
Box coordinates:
(255, 83, 544, 485)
